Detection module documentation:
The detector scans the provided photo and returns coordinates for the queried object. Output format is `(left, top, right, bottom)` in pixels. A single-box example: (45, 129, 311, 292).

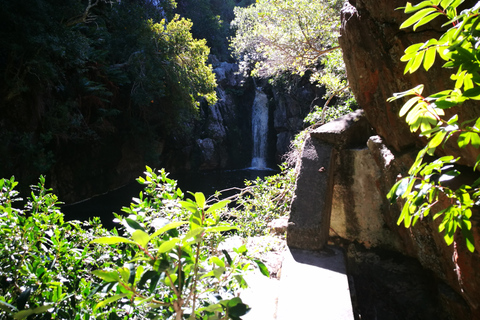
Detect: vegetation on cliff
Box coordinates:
(174, 0, 255, 61)
(0, 0, 217, 186)
(387, 0, 480, 252)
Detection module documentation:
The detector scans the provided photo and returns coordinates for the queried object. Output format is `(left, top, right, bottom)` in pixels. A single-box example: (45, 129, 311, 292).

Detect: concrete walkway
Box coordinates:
(241, 245, 354, 320)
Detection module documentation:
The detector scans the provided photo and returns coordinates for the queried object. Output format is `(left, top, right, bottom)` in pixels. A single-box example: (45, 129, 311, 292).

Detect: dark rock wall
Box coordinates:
(271, 77, 326, 163)
(340, 0, 480, 165)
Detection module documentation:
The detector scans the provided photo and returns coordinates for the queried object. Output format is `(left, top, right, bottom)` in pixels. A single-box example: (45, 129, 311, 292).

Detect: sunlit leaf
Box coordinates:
(164, 273, 177, 286)
(158, 238, 180, 253)
(194, 192, 206, 209)
(404, 1, 436, 14)
(458, 132, 471, 147)
(415, 12, 442, 30)
(92, 270, 120, 283)
(387, 179, 404, 202)
(180, 200, 198, 213)
(14, 305, 52, 320)
(470, 133, 480, 148)
(213, 267, 226, 279)
(254, 259, 270, 277)
(440, 0, 454, 8)
(389, 85, 424, 102)
(132, 230, 150, 248)
(126, 218, 145, 231)
(204, 226, 238, 233)
(206, 200, 231, 214)
(400, 8, 438, 29)
(149, 221, 187, 240)
(118, 266, 130, 283)
(400, 96, 422, 117)
(409, 50, 426, 73)
(210, 256, 225, 268)
(423, 46, 437, 70)
(438, 170, 460, 182)
(404, 42, 424, 55)
(428, 130, 447, 148)
(182, 227, 204, 244)
(91, 236, 137, 245)
(463, 87, 480, 100)
(397, 201, 407, 226)
(94, 294, 128, 311)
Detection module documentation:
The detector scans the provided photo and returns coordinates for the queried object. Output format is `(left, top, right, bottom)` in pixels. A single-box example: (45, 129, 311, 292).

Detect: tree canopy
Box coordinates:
(0, 0, 217, 183)
(229, 0, 348, 102)
(174, 0, 255, 60)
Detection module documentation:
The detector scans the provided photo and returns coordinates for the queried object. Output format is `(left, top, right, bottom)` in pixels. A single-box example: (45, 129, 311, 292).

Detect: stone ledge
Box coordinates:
(310, 109, 373, 148)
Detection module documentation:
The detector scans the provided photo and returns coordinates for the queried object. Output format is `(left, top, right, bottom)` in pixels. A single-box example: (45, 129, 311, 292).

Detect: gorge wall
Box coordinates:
(183, 60, 320, 172)
(289, 0, 480, 318)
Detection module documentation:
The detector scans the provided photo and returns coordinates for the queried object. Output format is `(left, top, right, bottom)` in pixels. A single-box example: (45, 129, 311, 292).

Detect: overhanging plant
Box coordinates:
(387, 0, 480, 252)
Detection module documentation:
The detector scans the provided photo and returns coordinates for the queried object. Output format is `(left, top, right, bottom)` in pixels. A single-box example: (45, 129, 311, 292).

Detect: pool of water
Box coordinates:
(62, 168, 278, 229)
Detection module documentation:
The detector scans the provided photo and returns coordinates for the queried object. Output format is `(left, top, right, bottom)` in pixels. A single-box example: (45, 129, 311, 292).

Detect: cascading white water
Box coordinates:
(251, 87, 269, 169)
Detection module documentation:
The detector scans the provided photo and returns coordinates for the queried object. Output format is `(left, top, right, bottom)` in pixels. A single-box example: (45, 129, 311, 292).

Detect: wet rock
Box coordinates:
(196, 138, 218, 170)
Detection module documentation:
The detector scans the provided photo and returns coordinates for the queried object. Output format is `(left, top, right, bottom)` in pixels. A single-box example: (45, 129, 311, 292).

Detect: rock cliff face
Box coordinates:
(287, 0, 480, 318)
(49, 61, 255, 203)
(328, 0, 480, 318)
(194, 62, 320, 172)
(288, 109, 477, 319)
(271, 77, 326, 163)
(339, 0, 480, 164)
(193, 60, 254, 171)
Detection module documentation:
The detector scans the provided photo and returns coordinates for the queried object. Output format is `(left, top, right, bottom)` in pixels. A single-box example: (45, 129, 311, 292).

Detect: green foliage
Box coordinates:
(387, 0, 480, 252)
(0, 168, 276, 319)
(309, 48, 350, 101)
(0, 176, 110, 319)
(0, 0, 217, 183)
(230, 0, 342, 77)
(174, 0, 254, 60)
(218, 166, 295, 237)
(304, 98, 356, 126)
(148, 16, 217, 107)
(91, 166, 254, 319)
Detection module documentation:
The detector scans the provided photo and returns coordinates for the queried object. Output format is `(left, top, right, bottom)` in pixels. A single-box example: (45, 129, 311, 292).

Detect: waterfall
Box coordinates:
(251, 87, 269, 169)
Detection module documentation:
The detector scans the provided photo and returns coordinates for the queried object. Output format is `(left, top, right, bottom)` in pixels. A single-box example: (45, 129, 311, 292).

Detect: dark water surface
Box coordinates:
(62, 168, 277, 229)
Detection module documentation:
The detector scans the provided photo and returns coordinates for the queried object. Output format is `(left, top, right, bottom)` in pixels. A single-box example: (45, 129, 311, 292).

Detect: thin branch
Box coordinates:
(320, 84, 350, 124)
(66, 0, 100, 26)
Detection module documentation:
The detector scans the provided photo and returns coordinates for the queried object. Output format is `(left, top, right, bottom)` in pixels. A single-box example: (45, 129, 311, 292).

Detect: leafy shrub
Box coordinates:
(230, 0, 354, 109)
(91, 166, 263, 319)
(0, 168, 268, 319)
(217, 166, 295, 237)
(0, 176, 110, 319)
(304, 99, 355, 126)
